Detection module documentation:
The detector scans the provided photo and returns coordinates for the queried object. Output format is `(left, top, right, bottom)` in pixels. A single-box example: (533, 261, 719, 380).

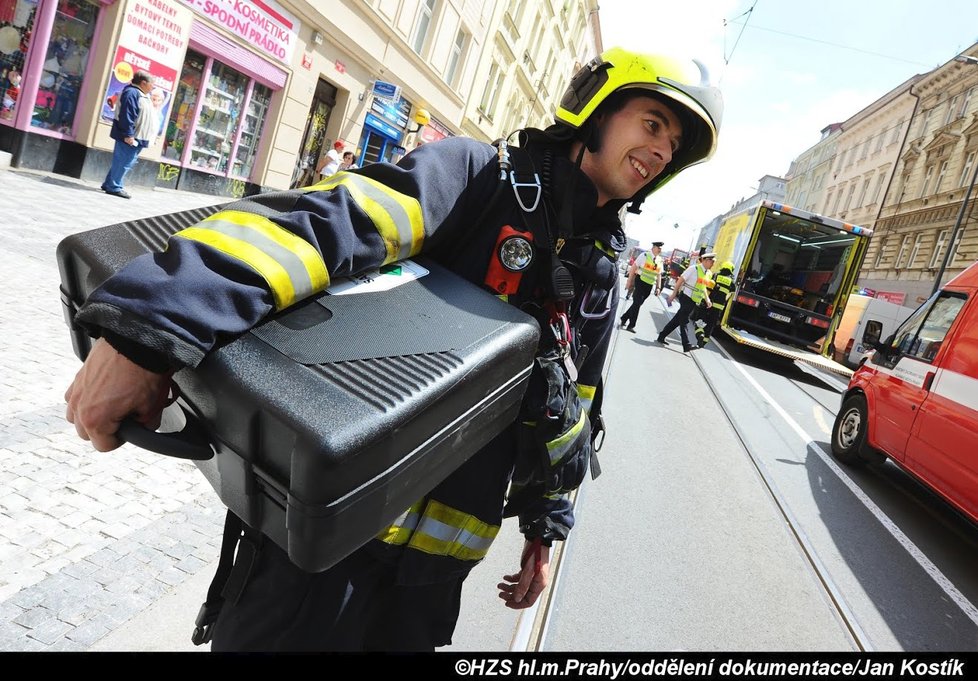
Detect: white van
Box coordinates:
(834, 294, 914, 368)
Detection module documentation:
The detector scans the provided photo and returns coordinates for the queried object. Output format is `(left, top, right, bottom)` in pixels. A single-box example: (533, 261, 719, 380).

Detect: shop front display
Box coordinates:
(31, 0, 96, 135)
(161, 49, 272, 182)
(0, 0, 38, 123)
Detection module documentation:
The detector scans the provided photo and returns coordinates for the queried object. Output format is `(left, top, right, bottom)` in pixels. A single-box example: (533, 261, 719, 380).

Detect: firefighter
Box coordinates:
(657, 252, 717, 352)
(619, 241, 664, 332)
(64, 47, 722, 651)
(695, 259, 735, 347)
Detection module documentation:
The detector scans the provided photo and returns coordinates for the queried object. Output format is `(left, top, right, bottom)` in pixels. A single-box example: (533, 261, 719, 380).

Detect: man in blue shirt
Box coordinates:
(102, 70, 154, 199)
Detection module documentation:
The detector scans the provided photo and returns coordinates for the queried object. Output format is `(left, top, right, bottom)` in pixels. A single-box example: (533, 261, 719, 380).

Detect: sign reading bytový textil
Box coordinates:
(178, 0, 299, 65)
(100, 0, 193, 132)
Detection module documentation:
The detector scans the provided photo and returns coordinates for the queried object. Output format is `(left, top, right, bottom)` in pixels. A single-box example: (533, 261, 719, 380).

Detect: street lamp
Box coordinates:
(931, 56, 978, 296)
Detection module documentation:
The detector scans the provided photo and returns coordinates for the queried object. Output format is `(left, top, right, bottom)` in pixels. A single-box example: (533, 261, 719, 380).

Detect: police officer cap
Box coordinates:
(651, 241, 665, 247)
(700, 251, 717, 259)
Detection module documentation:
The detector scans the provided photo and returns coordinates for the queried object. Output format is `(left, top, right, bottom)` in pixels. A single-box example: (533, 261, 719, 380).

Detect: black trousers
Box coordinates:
(210, 535, 465, 652)
(696, 305, 721, 342)
(658, 293, 697, 348)
(619, 278, 654, 329)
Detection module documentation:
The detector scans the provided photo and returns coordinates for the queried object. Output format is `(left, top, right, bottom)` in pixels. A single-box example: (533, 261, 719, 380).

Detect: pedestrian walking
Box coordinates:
(619, 241, 664, 332)
(64, 47, 723, 652)
(695, 259, 735, 347)
(316, 140, 344, 180)
(101, 70, 155, 199)
(657, 251, 717, 352)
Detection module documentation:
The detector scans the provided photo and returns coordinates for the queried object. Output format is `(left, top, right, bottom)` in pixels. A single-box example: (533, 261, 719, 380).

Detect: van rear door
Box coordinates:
(905, 292, 977, 520)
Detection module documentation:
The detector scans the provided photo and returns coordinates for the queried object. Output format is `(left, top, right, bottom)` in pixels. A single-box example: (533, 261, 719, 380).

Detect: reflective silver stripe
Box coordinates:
(313, 172, 424, 263)
(413, 515, 496, 555)
(186, 218, 321, 301)
(546, 411, 587, 465)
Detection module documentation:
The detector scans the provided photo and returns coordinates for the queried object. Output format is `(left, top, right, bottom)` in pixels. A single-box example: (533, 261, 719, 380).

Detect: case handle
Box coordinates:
(117, 402, 214, 461)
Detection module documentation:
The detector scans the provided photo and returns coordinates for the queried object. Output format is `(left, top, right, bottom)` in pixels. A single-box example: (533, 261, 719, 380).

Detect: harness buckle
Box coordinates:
(510, 170, 541, 213)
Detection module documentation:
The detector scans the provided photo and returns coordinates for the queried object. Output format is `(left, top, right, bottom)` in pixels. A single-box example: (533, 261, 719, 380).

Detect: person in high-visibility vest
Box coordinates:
(657, 252, 716, 352)
(619, 241, 664, 332)
(695, 259, 735, 347)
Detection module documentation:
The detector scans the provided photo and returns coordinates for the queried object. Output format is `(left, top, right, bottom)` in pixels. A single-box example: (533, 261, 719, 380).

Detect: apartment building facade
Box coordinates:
(784, 122, 841, 214)
(819, 76, 918, 234)
(860, 47, 978, 306)
(0, 0, 598, 198)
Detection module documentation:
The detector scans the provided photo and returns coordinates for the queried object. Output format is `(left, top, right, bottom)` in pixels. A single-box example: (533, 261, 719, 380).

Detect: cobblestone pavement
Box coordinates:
(0, 169, 230, 651)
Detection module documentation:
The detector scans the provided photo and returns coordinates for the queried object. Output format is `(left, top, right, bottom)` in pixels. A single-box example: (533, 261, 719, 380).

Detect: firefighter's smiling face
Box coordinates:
(579, 95, 684, 206)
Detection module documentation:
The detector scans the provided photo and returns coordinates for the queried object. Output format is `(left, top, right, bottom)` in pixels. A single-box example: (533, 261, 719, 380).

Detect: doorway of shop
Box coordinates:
(290, 78, 338, 188)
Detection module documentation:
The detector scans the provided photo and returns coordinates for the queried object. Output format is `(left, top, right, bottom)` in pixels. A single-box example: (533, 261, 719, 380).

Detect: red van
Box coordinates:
(831, 261, 978, 524)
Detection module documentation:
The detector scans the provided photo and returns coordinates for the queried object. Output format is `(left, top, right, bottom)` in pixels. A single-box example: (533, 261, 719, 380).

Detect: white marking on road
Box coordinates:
(715, 341, 978, 627)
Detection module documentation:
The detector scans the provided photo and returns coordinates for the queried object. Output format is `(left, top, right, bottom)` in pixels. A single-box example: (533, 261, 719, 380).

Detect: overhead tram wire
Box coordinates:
(722, 1, 758, 69)
(724, 21, 934, 69)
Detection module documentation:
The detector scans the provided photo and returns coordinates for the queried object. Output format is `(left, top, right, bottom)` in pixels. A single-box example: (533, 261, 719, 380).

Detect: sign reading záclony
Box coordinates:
(100, 0, 193, 133)
(179, 0, 299, 65)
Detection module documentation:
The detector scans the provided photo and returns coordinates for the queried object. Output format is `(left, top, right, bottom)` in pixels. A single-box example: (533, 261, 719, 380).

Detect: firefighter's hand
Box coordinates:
(706, 299, 712, 309)
(64, 338, 171, 452)
(497, 539, 550, 610)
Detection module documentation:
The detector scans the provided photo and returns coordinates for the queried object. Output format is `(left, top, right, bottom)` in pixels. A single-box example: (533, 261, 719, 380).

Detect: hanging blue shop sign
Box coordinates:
(371, 95, 411, 129)
(371, 80, 401, 101)
(364, 113, 403, 141)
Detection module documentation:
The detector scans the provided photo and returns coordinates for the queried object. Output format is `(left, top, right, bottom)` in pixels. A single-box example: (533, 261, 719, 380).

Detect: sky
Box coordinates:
(598, 0, 978, 251)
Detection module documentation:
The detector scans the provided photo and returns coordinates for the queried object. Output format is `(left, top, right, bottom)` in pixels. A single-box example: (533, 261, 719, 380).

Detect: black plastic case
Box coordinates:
(57, 206, 540, 572)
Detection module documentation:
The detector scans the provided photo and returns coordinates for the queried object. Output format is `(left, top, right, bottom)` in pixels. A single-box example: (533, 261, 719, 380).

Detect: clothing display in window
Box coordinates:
(31, 0, 98, 135)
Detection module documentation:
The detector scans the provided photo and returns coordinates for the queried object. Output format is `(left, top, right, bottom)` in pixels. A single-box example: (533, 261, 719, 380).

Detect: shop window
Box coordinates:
(233, 83, 270, 178)
(163, 50, 205, 162)
(31, 0, 98, 135)
(0, 1, 38, 123)
(162, 50, 273, 179)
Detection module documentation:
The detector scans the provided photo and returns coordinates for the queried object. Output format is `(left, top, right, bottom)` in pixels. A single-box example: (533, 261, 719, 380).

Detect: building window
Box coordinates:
(871, 172, 886, 205)
(929, 230, 948, 268)
(479, 60, 504, 119)
(960, 151, 976, 187)
(874, 132, 885, 153)
(874, 237, 888, 268)
(859, 140, 868, 160)
(916, 108, 932, 138)
(907, 234, 924, 268)
(945, 96, 961, 125)
(843, 183, 857, 211)
(920, 164, 935, 198)
(960, 87, 975, 117)
(832, 187, 844, 214)
(890, 119, 904, 145)
(814, 174, 824, 190)
(895, 234, 912, 268)
(855, 177, 872, 208)
(934, 160, 949, 194)
(446, 29, 468, 87)
(413, 0, 437, 55)
(949, 228, 965, 264)
(824, 190, 834, 214)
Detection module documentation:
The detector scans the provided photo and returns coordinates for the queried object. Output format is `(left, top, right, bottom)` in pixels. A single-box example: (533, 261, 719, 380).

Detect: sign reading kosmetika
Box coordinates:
(179, 0, 299, 65)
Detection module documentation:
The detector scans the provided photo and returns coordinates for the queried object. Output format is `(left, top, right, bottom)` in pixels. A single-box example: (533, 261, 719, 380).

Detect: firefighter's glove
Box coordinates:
(505, 355, 592, 517)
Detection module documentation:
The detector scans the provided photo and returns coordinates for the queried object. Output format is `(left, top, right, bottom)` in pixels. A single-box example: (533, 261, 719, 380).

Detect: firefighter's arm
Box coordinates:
(668, 275, 684, 304)
(74, 137, 499, 369)
(625, 262, 638, 290)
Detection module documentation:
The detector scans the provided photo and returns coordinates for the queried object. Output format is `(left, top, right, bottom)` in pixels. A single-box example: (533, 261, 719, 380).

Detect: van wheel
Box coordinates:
(832, 393, 885, 466)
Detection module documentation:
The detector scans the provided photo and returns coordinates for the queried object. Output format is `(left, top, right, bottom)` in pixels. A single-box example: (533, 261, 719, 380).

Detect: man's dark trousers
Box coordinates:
(658, 293, 697, 348)
(619, 278, 654, 329)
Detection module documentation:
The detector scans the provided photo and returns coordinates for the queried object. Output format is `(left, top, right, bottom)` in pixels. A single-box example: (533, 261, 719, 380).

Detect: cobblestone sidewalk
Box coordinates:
(0, 169, 229, 650)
